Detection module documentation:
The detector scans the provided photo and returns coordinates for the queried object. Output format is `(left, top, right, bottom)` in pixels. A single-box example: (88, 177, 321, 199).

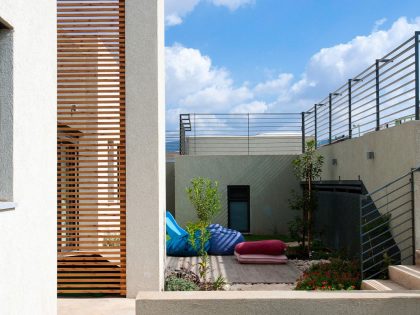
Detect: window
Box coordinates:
(228, 185, 250, 233)
(0, 18, 13, 207)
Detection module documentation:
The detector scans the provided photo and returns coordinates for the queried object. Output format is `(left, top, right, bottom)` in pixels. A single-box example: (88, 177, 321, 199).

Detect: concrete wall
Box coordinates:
(166, 162, 175, 214)
(186, 134, 302, 156)
(0, 1, 57, 314)
(317, 121, 420, 190)
(317, 121, 420, 248)
(126, 0, 166, 297)
(175, 155, 300, 235)
(137, 291, 420, 315)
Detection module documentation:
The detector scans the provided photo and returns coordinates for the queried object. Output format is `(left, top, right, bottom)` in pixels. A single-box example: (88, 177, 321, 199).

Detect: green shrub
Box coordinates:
(185, 177, 225, 290)
(295, 258, 361, 291)
(165, 276, 199, 291)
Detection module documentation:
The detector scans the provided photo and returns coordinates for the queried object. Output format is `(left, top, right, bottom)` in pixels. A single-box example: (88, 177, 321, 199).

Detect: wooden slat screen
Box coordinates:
(57, 0, 126, 296)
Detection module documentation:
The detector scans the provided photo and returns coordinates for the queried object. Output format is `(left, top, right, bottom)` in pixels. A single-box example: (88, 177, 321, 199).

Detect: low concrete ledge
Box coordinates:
(136, 290, 420, 315)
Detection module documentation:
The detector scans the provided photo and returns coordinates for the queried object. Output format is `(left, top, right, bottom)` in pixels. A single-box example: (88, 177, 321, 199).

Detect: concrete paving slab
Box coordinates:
(58, 298, 135, 315)
(166, 255, 301, 284)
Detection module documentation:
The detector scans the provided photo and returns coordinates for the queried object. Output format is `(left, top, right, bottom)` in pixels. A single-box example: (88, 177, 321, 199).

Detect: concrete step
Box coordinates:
(361, 279, 407, 291)
(389, 265, 420, 289)
(416, 250, 420, 265)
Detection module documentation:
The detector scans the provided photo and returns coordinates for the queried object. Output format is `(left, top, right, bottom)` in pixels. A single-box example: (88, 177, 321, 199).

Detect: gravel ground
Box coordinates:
(290, 259, 330, 273)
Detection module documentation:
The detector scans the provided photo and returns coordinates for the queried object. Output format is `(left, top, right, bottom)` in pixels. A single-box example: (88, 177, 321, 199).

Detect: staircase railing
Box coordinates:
(360, 167, 419, 280)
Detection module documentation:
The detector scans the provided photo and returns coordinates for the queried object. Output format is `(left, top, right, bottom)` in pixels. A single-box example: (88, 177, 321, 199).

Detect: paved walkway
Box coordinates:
(58, 256, 300, 315)
(59, 298, 135, 315)
(166, 255, 301, 284)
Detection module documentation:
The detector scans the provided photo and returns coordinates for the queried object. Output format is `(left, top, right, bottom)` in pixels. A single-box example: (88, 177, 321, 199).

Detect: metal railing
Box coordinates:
(179, 113, 302, 155)
(360, 167, 418, 280)
(304, 31, 420, 148)
(173, 32, 420, 154)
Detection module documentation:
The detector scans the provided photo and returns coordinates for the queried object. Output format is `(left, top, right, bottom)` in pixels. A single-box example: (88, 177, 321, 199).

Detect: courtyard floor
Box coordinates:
(58, 298, 135, 315)
(166, 255, 301, 286)
(58, 255, 302, 315)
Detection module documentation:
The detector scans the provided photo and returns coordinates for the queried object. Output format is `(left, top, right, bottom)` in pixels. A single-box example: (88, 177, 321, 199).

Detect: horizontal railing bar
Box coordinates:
(379, 62, 415, 86)
(351, 76, 376, 96)
(362, 182, 410, 213)
(363, 246, 413, 278)
(362, 217, 413, 246)
(380, 103, 415, 121)
(379, 79, 416, 100)
(362, 207, 412, 237)
(380, 52, 415, 77)
(382, 35, 415, 60)
(362, 236, 413, 264)
(380, 70, 416, 91)
(362, 227, 413, 256)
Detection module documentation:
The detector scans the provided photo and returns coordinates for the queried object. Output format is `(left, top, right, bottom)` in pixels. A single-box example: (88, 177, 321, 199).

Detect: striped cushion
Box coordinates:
(234, 251, 288, 264)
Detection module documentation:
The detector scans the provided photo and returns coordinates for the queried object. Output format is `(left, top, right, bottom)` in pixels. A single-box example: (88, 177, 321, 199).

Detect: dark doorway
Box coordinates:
(228, 185, 250, 233)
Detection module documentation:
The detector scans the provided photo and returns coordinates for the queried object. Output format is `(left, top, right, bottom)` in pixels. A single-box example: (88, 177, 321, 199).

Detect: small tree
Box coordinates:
(292, 140, 324, 256)
(185, 177, 221, 290)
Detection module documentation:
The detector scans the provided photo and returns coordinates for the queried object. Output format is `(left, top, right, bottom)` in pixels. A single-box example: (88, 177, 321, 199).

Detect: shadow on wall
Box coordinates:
(174, 155, 301, 235)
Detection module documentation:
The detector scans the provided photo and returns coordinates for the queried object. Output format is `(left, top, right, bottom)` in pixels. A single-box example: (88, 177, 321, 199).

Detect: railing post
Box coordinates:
(247, 113, 250, 155)
(410, 169, 417, 264)
(348, 79, 352, 139)
(314, 104, 318, 149)
(329, 93, 332, 144)
(301, 112, 305, 153)
(360, 195, 364, 280)
(193, 113, 196, 156)
(179, 114, 183, 155)
(375, 59, 381, 131)
(415, 31, 420, 120)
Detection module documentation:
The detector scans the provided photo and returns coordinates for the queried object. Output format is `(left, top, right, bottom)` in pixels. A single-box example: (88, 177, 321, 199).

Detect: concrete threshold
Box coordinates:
(136, 290, 420, 315)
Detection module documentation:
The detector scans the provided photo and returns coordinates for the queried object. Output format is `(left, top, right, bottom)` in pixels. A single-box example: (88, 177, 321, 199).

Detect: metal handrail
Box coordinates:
(360, 167, 419, 280)
(304, 31, 420, 149)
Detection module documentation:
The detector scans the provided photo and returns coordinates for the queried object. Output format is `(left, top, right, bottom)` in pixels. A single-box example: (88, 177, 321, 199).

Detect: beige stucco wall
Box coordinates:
(317, 121, 420, 189)
(126, 0, 166, 297)
(175, 155, 300, 235)
(136, 291, 420, 315)
(186, 135, 302, 155)
(0, 1, 57, 314)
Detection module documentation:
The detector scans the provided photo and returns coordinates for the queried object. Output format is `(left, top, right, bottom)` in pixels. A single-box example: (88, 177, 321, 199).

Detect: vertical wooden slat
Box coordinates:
(57, 0, 126, 296)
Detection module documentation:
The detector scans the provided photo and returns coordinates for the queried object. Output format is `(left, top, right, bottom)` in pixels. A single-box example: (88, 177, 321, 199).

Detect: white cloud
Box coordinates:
(210, 0, 255, 11)
(231, 101, 268, 113)
(166, 17, 420, 128)
(165, 0, 200, 26)
(166, 44, 254, 119)
(165, 0, 254, 26)
(263, 16, 420, 111)
(373, 18, 387, 32)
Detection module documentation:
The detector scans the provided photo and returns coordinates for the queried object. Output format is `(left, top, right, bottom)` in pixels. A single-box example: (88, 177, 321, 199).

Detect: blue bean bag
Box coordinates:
(208, 224, 245, 255)
(166, 212, 209, 257)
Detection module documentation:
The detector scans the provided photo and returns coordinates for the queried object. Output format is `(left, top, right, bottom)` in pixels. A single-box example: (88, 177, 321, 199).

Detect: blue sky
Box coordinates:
(164, 0, 420, 129)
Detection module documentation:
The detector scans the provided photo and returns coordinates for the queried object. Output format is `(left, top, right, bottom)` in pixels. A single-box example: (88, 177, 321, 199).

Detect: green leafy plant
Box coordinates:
(288, 191, 306, 248)
(291, 140, 324, 256)
(185, 177, 224, 290)
(103, 233, 120, 247)
(212, 275, 227, 291)
(295, 258, 361, 291)
(165, 275, 199, 291)
(186, 177, 221, 224)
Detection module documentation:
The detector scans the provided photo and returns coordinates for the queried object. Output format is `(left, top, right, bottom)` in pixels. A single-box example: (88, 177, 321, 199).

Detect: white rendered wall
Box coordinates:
(0, 1, 57, 315)
(185, 135, 302, 155)
(126, 0, 166, 297)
